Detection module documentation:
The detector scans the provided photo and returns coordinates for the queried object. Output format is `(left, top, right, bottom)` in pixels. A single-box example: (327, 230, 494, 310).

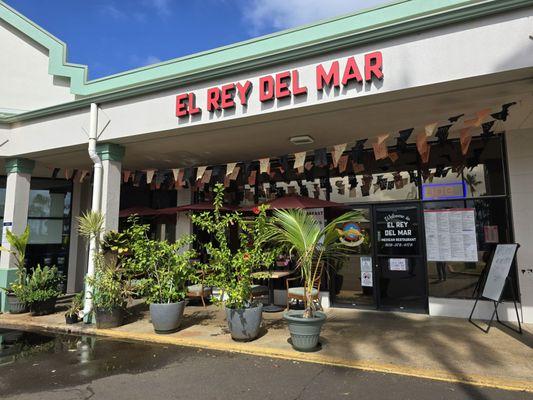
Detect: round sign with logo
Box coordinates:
(338, 222, 365, 247)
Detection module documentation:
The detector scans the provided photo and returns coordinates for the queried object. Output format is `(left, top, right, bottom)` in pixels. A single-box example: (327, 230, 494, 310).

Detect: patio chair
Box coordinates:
(286, 266, 322, 311)
(251, 284, 268, 301)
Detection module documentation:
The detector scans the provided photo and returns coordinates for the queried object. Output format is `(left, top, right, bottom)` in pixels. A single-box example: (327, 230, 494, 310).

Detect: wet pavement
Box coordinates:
(1, 327, 532, 400)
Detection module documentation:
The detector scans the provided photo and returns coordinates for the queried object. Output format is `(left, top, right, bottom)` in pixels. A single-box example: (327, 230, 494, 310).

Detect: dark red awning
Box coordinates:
(243, 195, 344, 210)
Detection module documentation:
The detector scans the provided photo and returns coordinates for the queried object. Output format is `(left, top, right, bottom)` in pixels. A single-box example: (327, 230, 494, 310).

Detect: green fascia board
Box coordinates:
(1, 0, 533, 124)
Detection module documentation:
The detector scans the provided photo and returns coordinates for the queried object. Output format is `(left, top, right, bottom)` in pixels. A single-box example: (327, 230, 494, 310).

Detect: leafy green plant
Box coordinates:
(138, 236, 197, 304)
(25, 265, 62, 304)
(0, 226, 30, 292)
(191, 183, 278, 309)
(267, 209, 366, 318)
(65, 292, 84, 318)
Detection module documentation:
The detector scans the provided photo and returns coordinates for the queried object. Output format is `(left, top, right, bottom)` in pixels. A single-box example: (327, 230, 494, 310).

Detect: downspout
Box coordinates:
(82, 103, 103, 322)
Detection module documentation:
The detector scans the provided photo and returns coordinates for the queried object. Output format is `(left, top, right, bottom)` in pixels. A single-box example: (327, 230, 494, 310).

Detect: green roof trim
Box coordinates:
(1, 0, 533, 123)
(5, 157, 35, 174)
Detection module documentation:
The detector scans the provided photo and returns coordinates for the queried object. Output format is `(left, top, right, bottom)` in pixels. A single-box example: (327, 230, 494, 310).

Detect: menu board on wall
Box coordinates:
(424, 208, 478, 262)
(482, 244, 518, 301)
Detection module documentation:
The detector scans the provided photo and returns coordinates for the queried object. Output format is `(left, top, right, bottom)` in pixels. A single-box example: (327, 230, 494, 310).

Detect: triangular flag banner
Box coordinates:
(425, 122, 438, 137)
(389, 152, 399, 163)
(259, 158, 270, 174)
(460, 128, 472, 155)
(196, 166, 207, 181)
(79, 170, 89, 183)
(332, 143, 347, 167)
(229, 165, 240, 181)
(172, 168, 179, 182)
(338, 155, 349, 173)
(314, 148, 328, 167)
(248, 170, 257, 186)
(372, 134, 389, 160)
(64, 169, 70, 180)
(416, 131, 428, 157)
(293, 151, 306, 171)
(201, 169, 212, 184)
(421, 147, 431, 164)
(146, 169, 155, 184)
(177, 169, 185, 187)
(123, 170, 131, 183)
(223, 175, 230, 187)
(475, 108, 491, 127)
(226, 162, 237, 177)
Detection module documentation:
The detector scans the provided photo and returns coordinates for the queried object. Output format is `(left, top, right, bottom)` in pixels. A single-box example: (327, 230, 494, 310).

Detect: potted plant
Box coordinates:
(192, 183, 277, 341)
(65, 292, 84, 324)
(25, 265, 62, 316)
(78, 211, 138, 329)
(137, 235, 196, 333)
(268, 209, 365, 351)
(0, 226, 30, 313)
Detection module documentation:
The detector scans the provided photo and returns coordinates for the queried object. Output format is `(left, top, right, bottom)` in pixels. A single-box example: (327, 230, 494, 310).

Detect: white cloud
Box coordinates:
(243, 0, 390, 35)
(144, 55, 162, 65)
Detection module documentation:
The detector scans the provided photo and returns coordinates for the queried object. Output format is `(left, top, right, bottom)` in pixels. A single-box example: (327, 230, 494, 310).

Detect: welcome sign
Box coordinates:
(175, 51, 383, 117)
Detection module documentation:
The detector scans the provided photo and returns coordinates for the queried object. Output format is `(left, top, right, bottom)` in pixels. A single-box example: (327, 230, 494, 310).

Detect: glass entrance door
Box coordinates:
(373, 204, 428, 312)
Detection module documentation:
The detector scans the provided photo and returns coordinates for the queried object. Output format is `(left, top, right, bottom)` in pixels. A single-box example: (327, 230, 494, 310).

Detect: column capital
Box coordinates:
(96, 143, 125, 162)
(5, 158, 35, 175)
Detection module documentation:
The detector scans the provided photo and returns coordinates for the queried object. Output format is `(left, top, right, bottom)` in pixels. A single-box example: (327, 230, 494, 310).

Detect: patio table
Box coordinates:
(252, 270, 292, 312)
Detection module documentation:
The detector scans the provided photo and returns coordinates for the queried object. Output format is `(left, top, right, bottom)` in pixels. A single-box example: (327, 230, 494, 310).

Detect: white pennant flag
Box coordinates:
(332, 143, 346, 167)
(146, 169, 155, 184)
(293, 151, 306, 171)
(172, 168, 180, 182)
(425, 122, 438, 137)
(196, 166, 207, 181)
(259, 158, 270, 174)
(226, 162, 237, 176)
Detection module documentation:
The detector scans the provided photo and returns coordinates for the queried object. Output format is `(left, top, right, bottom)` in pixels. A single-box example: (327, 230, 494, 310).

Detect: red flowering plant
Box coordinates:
(191, 184, 279, 309)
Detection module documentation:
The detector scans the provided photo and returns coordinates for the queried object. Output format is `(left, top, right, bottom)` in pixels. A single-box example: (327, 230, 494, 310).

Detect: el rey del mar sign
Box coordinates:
(175, 51, 383, 117)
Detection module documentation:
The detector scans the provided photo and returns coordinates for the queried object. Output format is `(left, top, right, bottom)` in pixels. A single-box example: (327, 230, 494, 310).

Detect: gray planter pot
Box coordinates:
(30, 298, 57, 316)
(225, 303, 262, 341)
(149, 301, 185, 333)
(95, 307, 123, 329)
(283, 310, 326, 352)
(6, 293, 27, 314)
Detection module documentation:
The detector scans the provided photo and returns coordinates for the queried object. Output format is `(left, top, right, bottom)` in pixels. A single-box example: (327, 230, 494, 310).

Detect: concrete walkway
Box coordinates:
(1, 304, 532, 392)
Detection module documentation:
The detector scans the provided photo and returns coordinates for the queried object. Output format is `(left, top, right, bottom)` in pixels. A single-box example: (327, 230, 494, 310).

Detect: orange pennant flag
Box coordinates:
(338, 155, 349, 173)
(123, 170, 131, 183)
(460, 128, 472, 155)
(388, 151, 399, 163)
(416, 131, 428, 157)
(248, 170, 257, 186)
(475, 108, 491, 127)
(201, 169, 212, 184)
(177, 169, 185, 187)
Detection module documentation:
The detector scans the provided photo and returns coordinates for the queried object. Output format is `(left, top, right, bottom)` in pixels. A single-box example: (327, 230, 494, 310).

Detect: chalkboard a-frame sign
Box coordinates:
(468, 243, 521, 334)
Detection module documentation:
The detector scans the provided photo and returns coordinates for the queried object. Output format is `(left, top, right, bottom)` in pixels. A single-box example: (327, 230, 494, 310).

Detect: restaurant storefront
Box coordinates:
(0, 0, 532, 323)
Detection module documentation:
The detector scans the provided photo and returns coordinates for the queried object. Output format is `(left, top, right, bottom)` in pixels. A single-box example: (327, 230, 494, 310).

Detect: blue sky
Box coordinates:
(5, 0, 390, 79)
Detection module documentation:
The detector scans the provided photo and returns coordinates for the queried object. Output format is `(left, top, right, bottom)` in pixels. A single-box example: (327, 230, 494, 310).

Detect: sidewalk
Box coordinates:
(1, 303, 532, 392)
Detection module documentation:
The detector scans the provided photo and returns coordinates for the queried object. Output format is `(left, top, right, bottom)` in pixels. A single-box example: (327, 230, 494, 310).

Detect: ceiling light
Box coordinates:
(289, 135, 314, 145)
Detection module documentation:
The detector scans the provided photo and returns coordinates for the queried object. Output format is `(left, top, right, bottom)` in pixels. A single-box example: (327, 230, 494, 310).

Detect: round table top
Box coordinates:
(252, 270, 293, 279)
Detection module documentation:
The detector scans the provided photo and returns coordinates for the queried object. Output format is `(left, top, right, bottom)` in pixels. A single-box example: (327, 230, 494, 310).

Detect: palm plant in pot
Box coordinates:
(0, 226, 30, 314)
(65, 292, 84, 324)
(267, 209, 366, 351)
(78, 211, 137, 328)
(192, 184, 277, 341)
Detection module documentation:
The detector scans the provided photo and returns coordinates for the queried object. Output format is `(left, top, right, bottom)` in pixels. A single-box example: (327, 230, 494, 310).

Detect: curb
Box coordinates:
(1, 318, 532, 393)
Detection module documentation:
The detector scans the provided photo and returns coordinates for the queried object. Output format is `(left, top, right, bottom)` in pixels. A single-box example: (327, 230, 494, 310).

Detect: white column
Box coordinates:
(96, 143, 125, 232)
(175, 187, 192, 241)
(0, 158, 34, 311)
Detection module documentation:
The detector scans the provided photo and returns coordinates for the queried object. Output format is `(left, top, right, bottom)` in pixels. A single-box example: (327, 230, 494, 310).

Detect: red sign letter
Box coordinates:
(291, 70, 307, 96)
(365, 51, 383, 81)
(176, 93, 189, 117)
(259, 76, 275, 102)
(236, 81, 252, 105)
(220, 83, 235, 109)
(316, 61, 340, 90)
(342, 57, 363, 85)
(275, 71, 291, 99)
(188, 93, 201, 115)
(207, 87, 221, 111)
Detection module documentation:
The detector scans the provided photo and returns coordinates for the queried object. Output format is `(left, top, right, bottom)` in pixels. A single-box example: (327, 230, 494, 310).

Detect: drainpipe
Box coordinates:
(82, 103, 103, 322)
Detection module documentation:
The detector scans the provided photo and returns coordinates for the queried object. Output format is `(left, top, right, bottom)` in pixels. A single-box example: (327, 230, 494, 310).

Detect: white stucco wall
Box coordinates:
(0, 19, 74, 112)
(3, 7, 533, 156)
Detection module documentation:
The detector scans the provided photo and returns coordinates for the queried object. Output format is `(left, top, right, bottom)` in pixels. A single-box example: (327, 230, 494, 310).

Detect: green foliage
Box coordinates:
(25, 265, 62, 304)
(77, 211, 105, 243)
(191, 183, 278, 309)
(267, 209, 366, 318)
(138, 236, 197, 304)
(65, 292, 84, 317)
(0, 226, 30, 289)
